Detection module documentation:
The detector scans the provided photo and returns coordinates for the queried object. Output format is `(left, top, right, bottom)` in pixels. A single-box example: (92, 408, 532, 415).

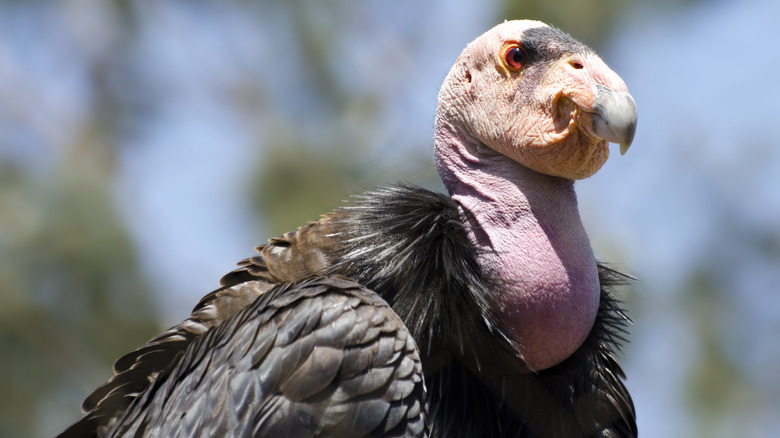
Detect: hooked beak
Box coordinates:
(590, 84, 637, 155)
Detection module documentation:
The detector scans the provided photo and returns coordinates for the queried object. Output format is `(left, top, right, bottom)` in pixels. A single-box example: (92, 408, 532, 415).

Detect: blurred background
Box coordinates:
(1, 0, 778, 437)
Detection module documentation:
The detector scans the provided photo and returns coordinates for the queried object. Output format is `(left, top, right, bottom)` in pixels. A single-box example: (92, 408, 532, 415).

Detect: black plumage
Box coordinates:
(104, 276, 426, 437)
(60, 186, 634, 438)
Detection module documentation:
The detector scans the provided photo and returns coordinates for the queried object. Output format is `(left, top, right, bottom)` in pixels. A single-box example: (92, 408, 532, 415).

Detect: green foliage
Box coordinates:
(0, 145, 161, 437)
(673, 276, 752, 438)
(499, 0, 629, 47)
(251, 134, 440, 237)
(252, 139, 359, 235)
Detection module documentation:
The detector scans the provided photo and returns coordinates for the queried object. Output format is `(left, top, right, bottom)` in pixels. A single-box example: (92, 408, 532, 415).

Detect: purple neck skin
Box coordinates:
(434, 123, 600, 371)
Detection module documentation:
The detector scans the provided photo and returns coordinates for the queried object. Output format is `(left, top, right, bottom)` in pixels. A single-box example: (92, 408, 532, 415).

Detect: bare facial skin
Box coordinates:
(438, 20, 635, 180)
(435, 20, 636, 370)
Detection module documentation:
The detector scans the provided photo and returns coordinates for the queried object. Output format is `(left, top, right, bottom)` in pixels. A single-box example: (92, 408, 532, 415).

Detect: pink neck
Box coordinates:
(434, 122, 600, 371)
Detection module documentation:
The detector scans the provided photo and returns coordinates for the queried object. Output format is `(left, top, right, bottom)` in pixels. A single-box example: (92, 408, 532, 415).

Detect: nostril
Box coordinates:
(569, 60, 584, 70)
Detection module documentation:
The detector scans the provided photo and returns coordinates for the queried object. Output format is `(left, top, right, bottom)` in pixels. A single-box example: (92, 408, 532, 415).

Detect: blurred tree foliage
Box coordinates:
(0, 140, 160, 436)
(0, 3, 158, 436)
(0, 1, 758, 438)
(680, 214, 780, 438)
(501, 0, 628, 46)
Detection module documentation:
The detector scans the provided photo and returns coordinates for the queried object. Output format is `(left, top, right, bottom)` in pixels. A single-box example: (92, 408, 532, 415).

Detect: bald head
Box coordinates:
(435, 20, 636, 180)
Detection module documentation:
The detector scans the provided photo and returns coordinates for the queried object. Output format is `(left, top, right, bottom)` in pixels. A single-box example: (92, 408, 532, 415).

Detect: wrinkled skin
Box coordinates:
(437, 20, 633, 180)
(435, 21, 637, 370)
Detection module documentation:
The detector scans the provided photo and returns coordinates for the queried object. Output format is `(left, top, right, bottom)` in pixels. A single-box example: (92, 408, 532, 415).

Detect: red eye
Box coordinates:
(504, 45, 526, 70)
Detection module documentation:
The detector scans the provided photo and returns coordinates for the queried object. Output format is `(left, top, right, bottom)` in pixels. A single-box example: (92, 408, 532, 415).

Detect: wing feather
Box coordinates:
(60, 185, 633, 438)
(103, 276, 427, 438)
